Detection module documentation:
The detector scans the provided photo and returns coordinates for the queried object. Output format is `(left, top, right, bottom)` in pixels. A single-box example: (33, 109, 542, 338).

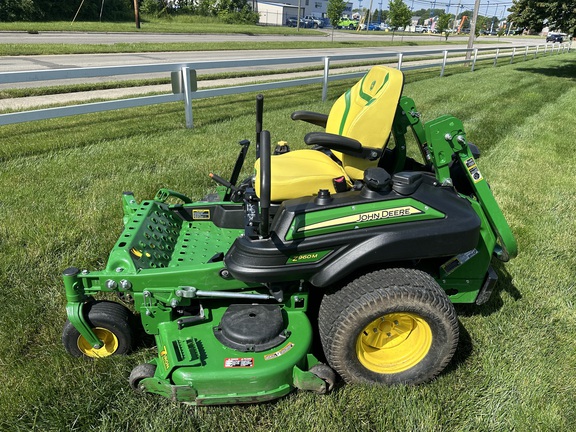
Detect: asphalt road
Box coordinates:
(0, 29, 472, 45)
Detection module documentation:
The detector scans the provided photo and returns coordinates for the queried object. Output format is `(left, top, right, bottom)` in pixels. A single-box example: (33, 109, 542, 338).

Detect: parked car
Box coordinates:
(337, 17, 359, 30)
(286, 16, 298, 27)
(303, 15, 323, 28)
(285, 16, 314, 28)
(379, 23, 390, 31)
(546, 33, 563, 43)
(359, 22, 381, 31)
(414, 25, 429, 33)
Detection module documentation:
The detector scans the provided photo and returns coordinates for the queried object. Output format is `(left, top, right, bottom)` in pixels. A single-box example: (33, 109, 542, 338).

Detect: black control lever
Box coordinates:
(209, 173, 239, 192)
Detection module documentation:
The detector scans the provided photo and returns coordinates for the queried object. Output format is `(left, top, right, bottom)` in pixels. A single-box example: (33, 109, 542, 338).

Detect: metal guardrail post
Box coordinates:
(535, 45, 539, 58)
(322, 56, 330, 102)
(182, 66, 194, 129)
(493, 48, 500, 67)
(440, 50, 448, 77)
(471, 48, 478, 72)
(397, 53, 403, 71)
(510, 47, 516, 64)
(524, 46, 529, 61)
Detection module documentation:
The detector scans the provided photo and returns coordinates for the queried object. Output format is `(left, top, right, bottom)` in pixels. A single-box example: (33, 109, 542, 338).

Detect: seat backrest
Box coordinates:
(326, 66, 404, 180)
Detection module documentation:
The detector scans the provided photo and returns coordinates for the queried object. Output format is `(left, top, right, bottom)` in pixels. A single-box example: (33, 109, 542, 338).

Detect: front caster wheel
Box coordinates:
(319, 268, 459, 385)
(309, 363, 337, 393)
(129, 363, 157, 390)
(62, 301, 134, 358)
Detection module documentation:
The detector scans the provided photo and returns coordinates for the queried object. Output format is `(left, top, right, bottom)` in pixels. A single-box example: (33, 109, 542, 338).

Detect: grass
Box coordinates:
(0, 53, 575, 431)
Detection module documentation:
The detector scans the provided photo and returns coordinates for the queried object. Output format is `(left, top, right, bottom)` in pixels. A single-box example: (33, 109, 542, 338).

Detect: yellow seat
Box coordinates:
(256, 65, 404, 202)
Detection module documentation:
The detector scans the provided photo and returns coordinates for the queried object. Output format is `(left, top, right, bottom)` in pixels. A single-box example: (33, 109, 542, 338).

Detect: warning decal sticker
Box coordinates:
(224, 358, 254, 368)
(264, 343, 295, 361)
(465, 157, 483, 183)
(192, 209, 211, 220)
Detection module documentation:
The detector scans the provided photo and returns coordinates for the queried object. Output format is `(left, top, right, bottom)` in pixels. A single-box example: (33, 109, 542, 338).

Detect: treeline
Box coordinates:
(0, 0, 133, 21)
(0, 0, 258, 23)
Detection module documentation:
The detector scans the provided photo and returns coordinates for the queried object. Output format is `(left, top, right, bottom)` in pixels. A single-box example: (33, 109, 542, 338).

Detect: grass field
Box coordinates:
(0, 52, 575, 431)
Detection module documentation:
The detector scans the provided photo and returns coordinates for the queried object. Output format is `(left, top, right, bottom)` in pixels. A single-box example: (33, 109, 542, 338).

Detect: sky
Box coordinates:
(352, 0, 513, 19)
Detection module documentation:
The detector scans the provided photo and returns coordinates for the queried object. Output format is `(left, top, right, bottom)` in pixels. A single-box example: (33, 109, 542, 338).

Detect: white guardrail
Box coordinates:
(0, 42, 571, 128)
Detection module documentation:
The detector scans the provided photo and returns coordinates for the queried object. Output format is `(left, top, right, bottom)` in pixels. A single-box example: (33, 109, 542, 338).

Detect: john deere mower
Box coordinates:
(62, 66, 517, 404)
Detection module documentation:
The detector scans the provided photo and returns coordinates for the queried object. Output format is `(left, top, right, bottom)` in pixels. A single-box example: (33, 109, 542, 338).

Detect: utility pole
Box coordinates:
(297, 0, 301, 31)
(465, 0, 480, 60)
(452, 1, 461, 31)
(367, 0, 374, 28)
(133, 0, 140, 29)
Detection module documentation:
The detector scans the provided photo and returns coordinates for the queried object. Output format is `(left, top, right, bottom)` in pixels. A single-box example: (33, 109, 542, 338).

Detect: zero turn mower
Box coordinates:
(62, 66, 517, 404)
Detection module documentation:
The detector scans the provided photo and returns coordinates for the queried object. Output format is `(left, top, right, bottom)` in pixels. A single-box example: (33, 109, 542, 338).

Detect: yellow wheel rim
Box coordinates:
(356, 312, 432, 374)
(77, 327, 119, 358)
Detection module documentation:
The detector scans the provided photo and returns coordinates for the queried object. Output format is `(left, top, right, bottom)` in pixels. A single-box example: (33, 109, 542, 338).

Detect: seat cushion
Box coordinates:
(255, 149, 352, 201)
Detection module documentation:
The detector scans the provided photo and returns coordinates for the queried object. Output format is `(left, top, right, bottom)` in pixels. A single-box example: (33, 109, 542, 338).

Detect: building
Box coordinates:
(255, 0, 353, 26)
(256, 1, 298, 26)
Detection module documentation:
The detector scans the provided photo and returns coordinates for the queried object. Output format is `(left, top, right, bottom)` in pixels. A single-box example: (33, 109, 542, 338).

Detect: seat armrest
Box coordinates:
(304, 132, 363, 154)
(304, 132, 382, 160)
(291, 111, 328, 128)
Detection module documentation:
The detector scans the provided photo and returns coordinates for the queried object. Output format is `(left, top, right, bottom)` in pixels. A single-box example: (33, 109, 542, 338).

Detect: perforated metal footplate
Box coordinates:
(170, 221, 241, 267)
(113, 200, 242, 270)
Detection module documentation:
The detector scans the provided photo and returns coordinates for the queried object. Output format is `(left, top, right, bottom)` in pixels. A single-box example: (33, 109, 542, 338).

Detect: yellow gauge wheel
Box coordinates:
(356, 312, 433, 374)
(76, 327, 120, 358)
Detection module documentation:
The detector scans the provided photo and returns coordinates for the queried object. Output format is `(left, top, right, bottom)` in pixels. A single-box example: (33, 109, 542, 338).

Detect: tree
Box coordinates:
(507, 0, 547, 33)
(508, 0, 576, 37)
(388, 0, 411, 41)
(327, 0, 346, 41)
(0, 0, 133, 21)
(0, 0, 38, 21)
(436, 13, 452, 41)
(411, 8, 445, 23)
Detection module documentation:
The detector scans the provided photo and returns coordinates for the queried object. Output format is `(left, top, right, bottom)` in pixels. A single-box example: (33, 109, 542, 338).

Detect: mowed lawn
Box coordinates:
(0, 52, 575, 431)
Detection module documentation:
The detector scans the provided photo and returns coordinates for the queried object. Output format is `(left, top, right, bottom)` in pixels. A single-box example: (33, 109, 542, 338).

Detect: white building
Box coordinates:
(257, 1, 298, 26)
(255, 0, 353, 25)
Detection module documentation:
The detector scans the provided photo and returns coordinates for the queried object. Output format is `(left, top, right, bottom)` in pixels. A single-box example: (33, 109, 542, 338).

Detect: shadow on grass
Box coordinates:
(456, 262, 521, 319)
(516, 59, 576, 80)
(447, 264, 521, 373)
(444, 320, 473, 374)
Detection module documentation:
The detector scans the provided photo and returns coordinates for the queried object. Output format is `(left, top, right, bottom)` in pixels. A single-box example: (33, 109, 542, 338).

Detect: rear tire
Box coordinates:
(62, 301, 134, 358)
(319, 268, 459, 385)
